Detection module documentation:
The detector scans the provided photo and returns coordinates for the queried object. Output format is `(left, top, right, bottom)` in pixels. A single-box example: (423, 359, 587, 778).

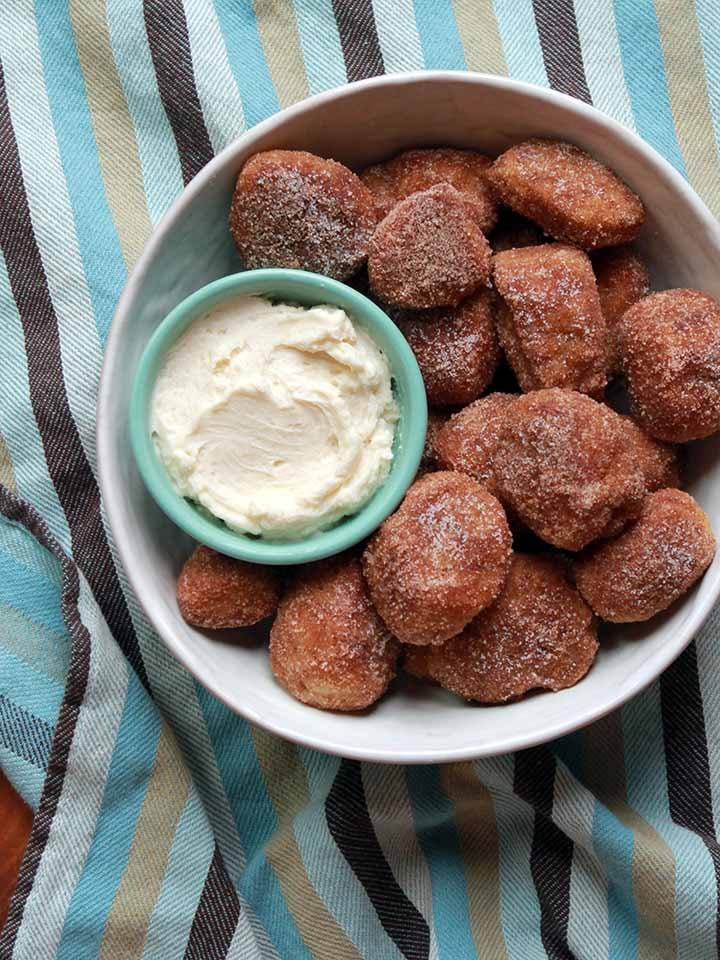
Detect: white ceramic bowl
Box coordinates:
(98, 72, 720, 763)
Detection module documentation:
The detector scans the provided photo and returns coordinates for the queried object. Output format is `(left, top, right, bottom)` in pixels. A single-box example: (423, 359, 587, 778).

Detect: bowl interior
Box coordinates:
(99, 74, 720, 762)
(129, 269, 427, 565)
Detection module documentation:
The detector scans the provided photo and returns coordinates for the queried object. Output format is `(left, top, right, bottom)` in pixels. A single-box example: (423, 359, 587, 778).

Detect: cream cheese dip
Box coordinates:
(151, 294, 398, 540)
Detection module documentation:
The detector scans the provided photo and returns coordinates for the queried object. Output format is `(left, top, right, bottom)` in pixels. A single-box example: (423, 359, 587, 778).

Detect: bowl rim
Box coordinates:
(98, 70, 720, 763)
(128, 268, 427, 564)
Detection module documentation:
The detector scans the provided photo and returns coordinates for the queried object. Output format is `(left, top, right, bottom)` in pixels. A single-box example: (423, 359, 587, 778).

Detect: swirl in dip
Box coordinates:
(151, 294, 398, 540)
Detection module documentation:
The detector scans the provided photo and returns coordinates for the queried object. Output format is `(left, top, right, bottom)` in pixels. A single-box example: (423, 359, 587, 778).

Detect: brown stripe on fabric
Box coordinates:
(0, 62, 148, 691)
(0, 436, 16, 492)
(583, 711, 676, 960)
(100, 726, 191, 960)
(69, 0, 153, 269)
(514, 748, 576, 960)
(531, 0, 591, 103)
(0, 486, 91, 957)
(184, 845, 241, 960)
(251, 729, 363, 960)
(441, 763, 507, 959)
(331, 0, 384, 82)
(143, 0, 214, 184)
(252, 0, 309, 108)
(326, 759, 430, 960)
(661, 642, 720, 953)
(450, 0, 507, 75)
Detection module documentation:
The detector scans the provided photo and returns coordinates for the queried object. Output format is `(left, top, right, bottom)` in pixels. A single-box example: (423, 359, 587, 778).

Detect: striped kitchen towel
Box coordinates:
(1, 2, 720, 958)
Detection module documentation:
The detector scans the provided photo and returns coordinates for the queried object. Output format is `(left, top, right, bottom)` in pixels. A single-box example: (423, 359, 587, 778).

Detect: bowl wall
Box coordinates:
(98, 73, 720, 762)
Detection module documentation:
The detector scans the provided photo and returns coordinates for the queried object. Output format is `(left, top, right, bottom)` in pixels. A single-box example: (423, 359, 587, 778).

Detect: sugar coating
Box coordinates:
(619, 289, 720, 442)
(490, 209, 547, 253)
(419, 553, 598, 702)
(592, 246, 649, 374)
(229, 149, 378, 281)
(270, 554, 398, 711)
(574, 489, 716, 622)
(368, 184, 492, 309)
(488, 139, 644, 250)
(395, 289, 500, 407)
(361, 147, 498, 231)
(618, 416, 680, 493)
(492, 244, 609, 397)
(494, 389, 645, 551)
(362, 471, 512, 645)
(435, 392, 518, 494)
(177, 545, 281, 629)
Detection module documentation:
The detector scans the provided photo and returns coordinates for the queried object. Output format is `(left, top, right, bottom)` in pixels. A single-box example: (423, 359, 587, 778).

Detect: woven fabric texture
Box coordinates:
(1, 2, 720, 958)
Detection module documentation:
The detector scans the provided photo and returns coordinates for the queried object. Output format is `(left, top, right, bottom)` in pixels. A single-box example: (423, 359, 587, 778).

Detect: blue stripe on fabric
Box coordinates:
(480, 763, 546, 960)
(34, 0, 127, 344)
(292, 0, 347, 95)
(558, 732, 638, 959)
(492, 0, 548, 88)
(404, 765, 477, 960)
(0, 518, 63, 592)
(696, 0, 720, 158)
(0, 744, 46, 811)
(0, 650, 63, 728)
(0, 252, 71, 549)
(623, 687, 718, 958)
(0, 694, 53, 770)
(55, 678, 161, 960)
(591, 802, 638, 960)
(106, 0, 184, 224)
(212, 0, 280, 127)
(412, 0, 466, 71)
(196, 686, 311, 960)
(0, 547, 65, 636)
(142, 791, 215, 960)
(612, 0, 686, 175)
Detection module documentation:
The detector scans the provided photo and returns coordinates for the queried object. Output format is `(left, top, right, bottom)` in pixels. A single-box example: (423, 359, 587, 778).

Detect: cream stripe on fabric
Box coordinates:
(99, 725, 191, 959)
(11, 577, 129, 960)
(451, 0, 507, 75)
(442, 763, 507, 960)
(0, 435, 16, 492)
(654, 0, 720, 214)
(584, 711, 677, 960)
(252, 730, 364, 960)
(69, 0, 153, 268)
(253, 0, 309, 108)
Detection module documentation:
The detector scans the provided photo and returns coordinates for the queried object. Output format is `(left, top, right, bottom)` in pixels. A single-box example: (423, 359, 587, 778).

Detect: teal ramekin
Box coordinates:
(129, 269, 428, 565)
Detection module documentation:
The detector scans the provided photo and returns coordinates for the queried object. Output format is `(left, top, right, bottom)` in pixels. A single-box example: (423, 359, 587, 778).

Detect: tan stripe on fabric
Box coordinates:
(251, 728, 362, 960)
(99, 725, 191, 960)
(252, 0, 309, 108)
(654, 0, 720, 216)
(450, 0, 507, 76)
(69, 0, 153, 268)
(584, 712, 676, 960)
(0, 434, 16, 491)
(442, 762, 507, 959)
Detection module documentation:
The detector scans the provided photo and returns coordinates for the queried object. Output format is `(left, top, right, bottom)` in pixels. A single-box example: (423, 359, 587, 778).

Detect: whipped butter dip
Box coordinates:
(151, 294, 398, 539)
